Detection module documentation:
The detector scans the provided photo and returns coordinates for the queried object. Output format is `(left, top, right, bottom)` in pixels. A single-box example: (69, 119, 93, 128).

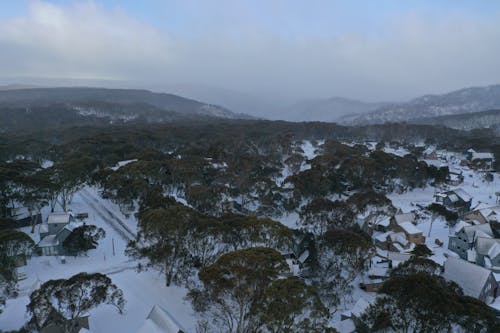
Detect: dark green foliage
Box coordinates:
(62, 225, 106, 256)
(361, 273, 500, 332)
(27, 272, 125, 332)
(411, 244, 433, 257)
(427, 203, 458, 222)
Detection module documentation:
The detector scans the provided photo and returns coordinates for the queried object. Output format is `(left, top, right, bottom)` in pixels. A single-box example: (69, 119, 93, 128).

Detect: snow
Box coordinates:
(0, 186, 196, 333)
(398, 222, 422, 235)
(110, 159, 138, 171)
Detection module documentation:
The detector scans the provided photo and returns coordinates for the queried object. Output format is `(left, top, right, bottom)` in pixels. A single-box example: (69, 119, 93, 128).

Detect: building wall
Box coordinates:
(479, 274, 498, 302)
(448, 235, 469, 260)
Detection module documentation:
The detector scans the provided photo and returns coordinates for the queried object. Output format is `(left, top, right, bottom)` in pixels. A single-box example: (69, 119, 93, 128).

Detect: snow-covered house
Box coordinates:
(137, 305, 185, 333)
(466, 149, 495, 169)
(435, 188, 472, 214)
(423, 147, 438, 160)
(443, 257, 498, 302)
(388, 212, 425, 245)
(448, 222, 492, 260)
(374, 231, 410, 252)
(37, 213, 80, 256)
(464, 204, 500, 224)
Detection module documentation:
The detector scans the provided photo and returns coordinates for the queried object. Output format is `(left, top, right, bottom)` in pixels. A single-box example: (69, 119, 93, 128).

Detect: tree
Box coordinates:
(312, 229, 374, 307)
(62, 224, 106, 256)
(254, 277, 331, 333)
(27, 272, 125, 333)
(410, 244, 433, 257)
(126, 205, 200, 286)
(360, 273, 500, 333)
(0, 229, 34, 309)
(195, 247, 289, 333)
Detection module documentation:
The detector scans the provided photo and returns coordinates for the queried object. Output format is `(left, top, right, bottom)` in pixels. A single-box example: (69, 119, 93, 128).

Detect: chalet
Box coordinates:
(374, 231, 410, 252)
(464, 204, 500, 224)
(423, 147, 438, 160)
(37, 213, 80, 256)
(448, 222, 492, 260)
(137, 305, 185, 333)
(466, 149, 494, 170)
(341, 297, 373, 329)
(443, 257, 498, 302)
(435, 188, 472, 215)
(1, 204, 42, 228)
(447, 168, 464, 186)
(389, 212, 425, 245)
(474, 237, 500, 271)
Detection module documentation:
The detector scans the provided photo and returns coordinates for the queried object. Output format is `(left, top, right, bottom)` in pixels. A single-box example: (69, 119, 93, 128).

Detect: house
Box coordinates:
(435, 188, 472, 214)
(464, 205, 500, 224)
(447, 168, 464, 186)
(423, 147, 438, 160)
(47, 213, 72, 234)
(37, 213, 80, 256)
(466, 149, 494, 169)
(448, 222, 492, 260)
(374, 231, 410, 252)
(388, 212, 425, 245)
(443, 257, 498, 302)
(1, 203, 42, 228)
(137, 305, 185, 333)
(474, 237, 500, 271)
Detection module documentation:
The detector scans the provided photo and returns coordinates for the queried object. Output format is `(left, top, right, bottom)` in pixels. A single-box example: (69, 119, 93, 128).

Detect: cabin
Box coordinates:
(448, 222, 492, 260)
(37, 213, 80, 256)
(435, 188, 472, 215)
(464, 204, 500, 224)
(137, 305, 185, 333)
(466, 149, 494, 170)
(443, 257, 498, 302)
(388, 212, 425, 245)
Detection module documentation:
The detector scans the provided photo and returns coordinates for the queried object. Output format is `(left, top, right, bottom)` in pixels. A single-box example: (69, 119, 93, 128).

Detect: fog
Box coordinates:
(1, 1, 500, 117)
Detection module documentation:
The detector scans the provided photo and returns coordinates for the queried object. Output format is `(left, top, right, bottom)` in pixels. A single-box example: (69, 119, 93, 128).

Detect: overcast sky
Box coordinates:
(1, 0, 500, 103)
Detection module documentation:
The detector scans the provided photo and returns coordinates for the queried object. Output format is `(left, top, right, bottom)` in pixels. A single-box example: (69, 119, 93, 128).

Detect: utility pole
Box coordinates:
(112, 238, 115, 256)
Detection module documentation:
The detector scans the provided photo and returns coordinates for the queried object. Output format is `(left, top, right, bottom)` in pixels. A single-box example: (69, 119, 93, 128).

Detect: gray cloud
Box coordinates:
(1, 1, 500, 108)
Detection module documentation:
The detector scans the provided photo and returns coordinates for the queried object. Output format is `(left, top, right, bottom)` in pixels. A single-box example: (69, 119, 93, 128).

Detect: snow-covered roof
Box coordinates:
(137, 305, 185, 333)
(454, 221, 471, 233)
(452, 188, 472, 203)
(350, 297, 371, 318)
(444, 257, 492, 299)
(368, 267, 388, 278)
(47, 213, 71, 224)
(297, 250, 309, 264)
(488, 243, 500, 259)
(398, 222, 422, 235)
(472, 152, 494, 160)
(394, 212, 415, 225)
(332, 319, 356, 333)
(375, 217, 391, 227)
(389, 232, 409, 246)
(39, 224, 49, 233)
(374, 231, 390, 243)
(38, 235, 59, 247)
(460, 223, 493, 243)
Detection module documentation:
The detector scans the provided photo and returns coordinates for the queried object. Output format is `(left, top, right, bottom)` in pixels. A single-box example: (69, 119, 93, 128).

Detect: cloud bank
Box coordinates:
(1, 1, 500, 103)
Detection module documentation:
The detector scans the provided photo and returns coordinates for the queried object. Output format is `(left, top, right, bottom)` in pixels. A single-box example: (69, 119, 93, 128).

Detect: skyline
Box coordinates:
(1, 1, 500, 104)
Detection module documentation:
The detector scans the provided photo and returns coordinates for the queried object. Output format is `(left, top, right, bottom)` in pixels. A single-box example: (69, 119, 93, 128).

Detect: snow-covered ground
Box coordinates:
(2, 147, 499, 332)
(0, 186, 196, 333)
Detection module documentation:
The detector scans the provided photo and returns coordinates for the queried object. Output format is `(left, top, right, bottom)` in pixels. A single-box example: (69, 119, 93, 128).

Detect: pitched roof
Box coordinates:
(332, 319, 356, 333)
(398, 222, 422, 235)
(47, 213, 71, 224)
(137, 305, 185, 333)
(444, 257, 492, 298)
(394, 212, 415, 224)
(452, 189, 472, 203)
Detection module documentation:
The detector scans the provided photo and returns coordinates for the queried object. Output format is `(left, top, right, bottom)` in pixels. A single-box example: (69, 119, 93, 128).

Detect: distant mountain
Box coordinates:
(158, 83, 278, 119)
(0, 87, 250, 120)
(284, 97, 386, 122)
(343, 84, 500, 125)
(410, 109, 500, 131)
